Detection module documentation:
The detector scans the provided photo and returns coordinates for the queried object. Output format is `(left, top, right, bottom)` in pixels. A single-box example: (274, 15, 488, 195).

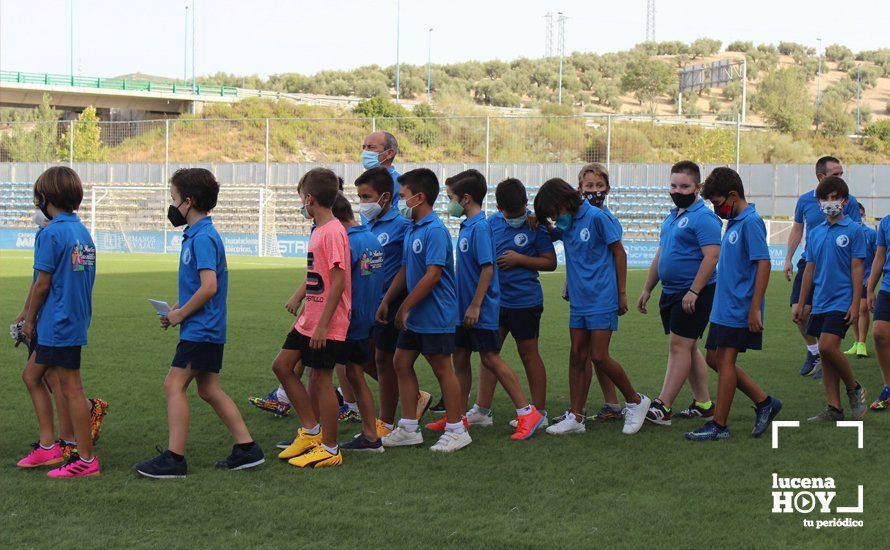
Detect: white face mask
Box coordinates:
(358, 196, 386, 221)
(300, 203, 312, 220)
(32, 208, 50, 228)
(819, 200, 843, 218)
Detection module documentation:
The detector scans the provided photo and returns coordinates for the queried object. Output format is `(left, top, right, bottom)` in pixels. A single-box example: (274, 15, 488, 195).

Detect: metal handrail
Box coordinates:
(0, 70, 238, 97)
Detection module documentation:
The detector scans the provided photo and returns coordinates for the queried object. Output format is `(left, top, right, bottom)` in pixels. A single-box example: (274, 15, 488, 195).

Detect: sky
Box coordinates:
(1, 0, 888, 80)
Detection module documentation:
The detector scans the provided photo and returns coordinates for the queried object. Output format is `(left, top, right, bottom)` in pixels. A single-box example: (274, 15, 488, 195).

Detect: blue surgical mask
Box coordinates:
(506, 213, 528, 228)
(361, 150, 382, 170)
(555, 213, 573, 231)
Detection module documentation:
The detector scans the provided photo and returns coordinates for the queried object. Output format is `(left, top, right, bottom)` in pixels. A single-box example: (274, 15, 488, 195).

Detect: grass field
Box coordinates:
(1, 250, 887, 548)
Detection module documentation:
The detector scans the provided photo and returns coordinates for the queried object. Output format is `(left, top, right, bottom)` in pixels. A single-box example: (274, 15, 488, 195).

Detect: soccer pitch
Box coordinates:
(1, 250, 886, 547)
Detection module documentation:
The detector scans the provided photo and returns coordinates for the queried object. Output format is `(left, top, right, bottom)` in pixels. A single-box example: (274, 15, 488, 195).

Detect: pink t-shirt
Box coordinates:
(296, 218, 352, 341)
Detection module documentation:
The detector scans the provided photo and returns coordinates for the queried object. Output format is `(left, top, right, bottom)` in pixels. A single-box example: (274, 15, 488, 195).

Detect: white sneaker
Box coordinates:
(381, 426, 423, 447)
(510, 410, 549, 428)
(545, 412, 585, 435)
(622, 393, 651, 435)
(466, 405, 493, 427)
(430, 430, 472, 452)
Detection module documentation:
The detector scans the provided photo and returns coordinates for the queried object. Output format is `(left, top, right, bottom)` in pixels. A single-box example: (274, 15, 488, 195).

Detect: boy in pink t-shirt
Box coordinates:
(277, 168, 351, 469)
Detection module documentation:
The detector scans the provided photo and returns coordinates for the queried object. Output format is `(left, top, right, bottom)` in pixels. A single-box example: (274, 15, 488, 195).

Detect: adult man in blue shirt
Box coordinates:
(361, 131, 401, 206)
(784, 156, 861, 377)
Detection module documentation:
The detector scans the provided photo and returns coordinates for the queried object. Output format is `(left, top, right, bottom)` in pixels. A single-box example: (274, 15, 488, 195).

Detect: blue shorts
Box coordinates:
(705, 323, 762, 353)
(397, 330, 455, 356)
(455, 326, 502, 352)
(172, 340, 225, 373)
(337, 338, 373, 366)
(35, 344, 82, 370)
(499, 305, 543, 341)
(790, 258, 814, 307)
(806, 311, 850, 339)
(874, 291, 890, 323)
(659, 283, 715, 339)
(570, 310, 618, 331)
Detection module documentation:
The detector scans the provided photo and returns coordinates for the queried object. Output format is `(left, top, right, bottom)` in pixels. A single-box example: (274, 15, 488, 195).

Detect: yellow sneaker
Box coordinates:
(376, 419, 393, 438)
(277, 429, 321, 460)
(416, 390, 432, 419)
(288, 445, 343, 468)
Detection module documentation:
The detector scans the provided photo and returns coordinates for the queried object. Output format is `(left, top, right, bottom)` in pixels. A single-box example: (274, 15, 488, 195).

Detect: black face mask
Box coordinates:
(583, 191, 607, 208)
(167, 201, 189, 227)
(37, 200, 53, 221)
(670, 192, 697, 209)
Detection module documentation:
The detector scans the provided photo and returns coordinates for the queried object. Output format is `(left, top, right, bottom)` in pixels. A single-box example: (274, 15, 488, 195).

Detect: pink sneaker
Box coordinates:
(47, 455, 100, 478)
(17, 442, 63, 468)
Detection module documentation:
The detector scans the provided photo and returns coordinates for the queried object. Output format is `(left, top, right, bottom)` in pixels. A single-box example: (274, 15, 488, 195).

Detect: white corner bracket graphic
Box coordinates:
(771, 420, 800, 449)
(835, 420, 864, 449)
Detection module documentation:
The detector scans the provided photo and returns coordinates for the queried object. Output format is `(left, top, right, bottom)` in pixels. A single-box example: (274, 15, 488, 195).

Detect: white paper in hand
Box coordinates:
(148, 299, 172, 316)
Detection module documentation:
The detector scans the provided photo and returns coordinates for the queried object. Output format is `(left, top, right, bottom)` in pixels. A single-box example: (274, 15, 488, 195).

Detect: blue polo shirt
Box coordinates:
(806, 216, 866, 314)
(456, 212, 500, 330)
(657, 198, 722, 295)
(601, 204, 623, 239)
(710, 205, 771, 329)
(178, 217, 228, 344)
(389, 166, 401, 206)
(364, 205, 411, 297)
(346, 224, 385, 340)
(401, 211, 458, 333)
(860, 223, 877, 284)
(794, 190, 860, 259)
(32, 225, 45, 283)
(32, 213, 96, 347)
(562, 201, 622, 315)
(488, 211, 554, 309)
(875, 217, 890, 293)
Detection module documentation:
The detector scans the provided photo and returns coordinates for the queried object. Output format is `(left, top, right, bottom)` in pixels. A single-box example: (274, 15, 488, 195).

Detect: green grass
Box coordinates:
(1, 250, 887, 548)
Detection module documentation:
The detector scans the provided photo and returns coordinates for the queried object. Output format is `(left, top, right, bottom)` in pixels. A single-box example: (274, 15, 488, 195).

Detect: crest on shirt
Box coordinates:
(579, 228, 590, 242)
(514, 233, 529, 247)
(361, 248, 384, 276)
(377, 232, 390, 246)
(459, 237, 469, 252)
(412, 238, 423, 254)
(836, 234, 849, 248)
(182, 246, 192, 265)
(678, 217, 690, 228)
(728, 231, 739, 245)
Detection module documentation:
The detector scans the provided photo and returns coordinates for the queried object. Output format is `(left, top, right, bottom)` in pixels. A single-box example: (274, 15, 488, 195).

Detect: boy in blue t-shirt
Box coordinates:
(376, 168, 471, 453)
(468, 178, 556, 428)
(686, 167, 783, 441)
(638, 161, 719, 427)
(135, 169, 263, 478)
(354, 167, 431, 436)
(21, 167, 99, 478)
(844, 203, 877, 358)
(440, 171, 544, 440)
(330, 194, 387, 452)
(866, 214, 890, 411)
(795, 176, 868, 422)
(534, 178, 651, 436)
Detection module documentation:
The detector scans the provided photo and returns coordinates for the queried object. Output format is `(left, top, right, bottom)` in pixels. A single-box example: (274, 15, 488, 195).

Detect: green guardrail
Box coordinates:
(0, 70, 239, 97)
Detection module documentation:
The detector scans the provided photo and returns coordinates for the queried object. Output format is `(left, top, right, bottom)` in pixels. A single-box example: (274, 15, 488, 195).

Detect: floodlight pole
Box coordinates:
(192, 0, 196, 94)
(184, 5, 189, 84)
(856, 65, 861, 133)
(427, 28, 433, 102)
(395, 0, 401, 102)
(740, 58, 747, 124)
(815, 38, 823, 124)
(70, 0, 74, 83)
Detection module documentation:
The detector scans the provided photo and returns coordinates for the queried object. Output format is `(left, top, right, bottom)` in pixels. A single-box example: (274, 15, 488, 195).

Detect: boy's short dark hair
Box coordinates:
(702, 167, 746, 200)
(815, 176, 849, 200)
(816, 155, 841, 175)
(169, 168, 219, 212)
(449, 169, 487, 205)
(354, 167, 394, 198)
(297, 168, 340, 208)
(495, 178, 528, 212)
(331, 193, 354, 223)
(397, 168, 439, 206)
(670, 160, 701, 184)
(533, 178, 583, 224)
(34, 166, 83, 212)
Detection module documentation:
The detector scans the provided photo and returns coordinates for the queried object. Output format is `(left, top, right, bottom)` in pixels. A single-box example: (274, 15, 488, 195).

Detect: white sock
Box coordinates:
(445, 421, 466, 434)
(516, 405, 532, 416)
(304, 424, 320, 435)
(40, 442, 55, 450)
(322, 443, 339, 455)
(275, 387, 291, 405)
(807, 343, 819, 355)
(398, 418, 419, 432)
(346, 402, 359, 413)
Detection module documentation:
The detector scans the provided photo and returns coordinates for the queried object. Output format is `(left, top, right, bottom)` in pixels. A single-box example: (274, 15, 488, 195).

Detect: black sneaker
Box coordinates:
(215, 442, 265, 470)
(429, 396, 446, 414)
(340, 433, 385, 453)
(133, 446, 188, 479)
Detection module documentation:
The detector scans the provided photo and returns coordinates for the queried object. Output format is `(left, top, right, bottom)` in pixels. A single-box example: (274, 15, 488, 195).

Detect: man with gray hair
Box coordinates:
(361, 131, 400, 206)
